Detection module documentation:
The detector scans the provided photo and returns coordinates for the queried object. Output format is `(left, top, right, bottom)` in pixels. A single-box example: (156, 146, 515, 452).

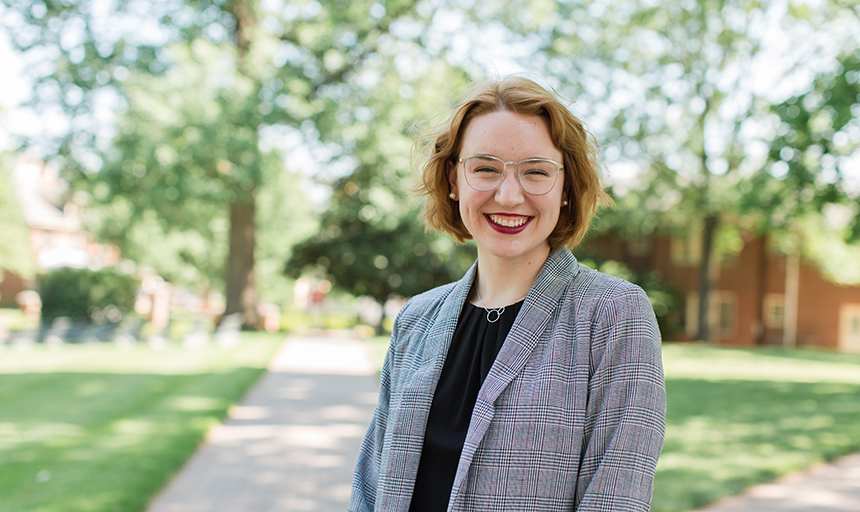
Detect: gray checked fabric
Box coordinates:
(350, 247, 666, 512)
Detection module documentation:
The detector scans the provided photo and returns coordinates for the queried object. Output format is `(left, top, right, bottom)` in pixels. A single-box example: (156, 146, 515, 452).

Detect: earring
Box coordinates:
(449, 192, 457, 200)
(562, 200, 569, 207)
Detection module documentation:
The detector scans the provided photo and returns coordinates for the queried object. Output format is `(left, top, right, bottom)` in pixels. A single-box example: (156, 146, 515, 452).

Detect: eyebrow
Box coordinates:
(469, 154, 558, 162)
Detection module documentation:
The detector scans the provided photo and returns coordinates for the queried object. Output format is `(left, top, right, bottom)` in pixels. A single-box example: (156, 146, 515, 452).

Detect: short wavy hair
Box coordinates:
(417, 75, 611, 249)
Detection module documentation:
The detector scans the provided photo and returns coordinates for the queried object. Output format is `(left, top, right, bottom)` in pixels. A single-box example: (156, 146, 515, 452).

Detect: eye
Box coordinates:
(520, 161, 556, 178)
(474, 165, 502, 174)
(523, 167, 550, 177)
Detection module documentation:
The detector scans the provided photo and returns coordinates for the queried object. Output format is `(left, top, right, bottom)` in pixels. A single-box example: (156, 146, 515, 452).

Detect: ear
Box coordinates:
(447, 160, 459, 199)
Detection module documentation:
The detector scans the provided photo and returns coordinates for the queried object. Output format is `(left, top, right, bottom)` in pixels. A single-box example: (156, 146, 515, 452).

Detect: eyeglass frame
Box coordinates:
(456, 155, 564, 196)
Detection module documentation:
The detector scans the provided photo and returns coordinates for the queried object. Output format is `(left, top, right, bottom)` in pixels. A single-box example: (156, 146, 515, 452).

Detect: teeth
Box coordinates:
(490, 215, 527, 227)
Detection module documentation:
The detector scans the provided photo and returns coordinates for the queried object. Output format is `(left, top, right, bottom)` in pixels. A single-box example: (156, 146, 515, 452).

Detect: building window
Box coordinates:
(716, 298, 735, 337)
(671, 233, 702, 267)
(627, 234, 652, 257)
(763, 294, 785, 329)
(839, 304, 860, 354)
(685, 291, 737, 340)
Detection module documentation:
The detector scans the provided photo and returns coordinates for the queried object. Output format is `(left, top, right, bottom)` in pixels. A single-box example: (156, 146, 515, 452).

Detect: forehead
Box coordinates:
(460, 110, 561, 160)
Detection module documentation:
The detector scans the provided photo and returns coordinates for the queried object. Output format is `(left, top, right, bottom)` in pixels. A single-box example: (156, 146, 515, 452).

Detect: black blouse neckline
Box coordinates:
(408, 298, 524, 512)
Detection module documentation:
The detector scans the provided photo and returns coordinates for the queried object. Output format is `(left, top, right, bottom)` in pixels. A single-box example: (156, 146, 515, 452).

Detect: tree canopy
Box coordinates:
(501, 0, 860, 340)
(2, 0, 858, 336)
(1, 0, 474, 326)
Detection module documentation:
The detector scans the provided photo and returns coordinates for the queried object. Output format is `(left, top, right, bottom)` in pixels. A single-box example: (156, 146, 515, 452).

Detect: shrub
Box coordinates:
(38, 268, 139, 322)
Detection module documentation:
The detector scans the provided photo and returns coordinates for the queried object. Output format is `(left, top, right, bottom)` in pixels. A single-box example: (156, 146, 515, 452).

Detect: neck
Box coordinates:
(472, 246, 551, 308)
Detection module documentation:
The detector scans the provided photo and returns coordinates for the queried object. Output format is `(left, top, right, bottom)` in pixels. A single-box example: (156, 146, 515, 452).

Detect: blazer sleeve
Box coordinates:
(575, 284, 667, 512)
(348, 322, 397, 512)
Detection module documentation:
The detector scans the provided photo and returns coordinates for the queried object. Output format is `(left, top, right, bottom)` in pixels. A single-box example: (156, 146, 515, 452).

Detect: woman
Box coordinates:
(349, 76, 666, 512)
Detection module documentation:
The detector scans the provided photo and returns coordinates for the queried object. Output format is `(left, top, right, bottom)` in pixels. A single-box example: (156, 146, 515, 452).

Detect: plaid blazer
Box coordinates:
(350, 247, 666, 512)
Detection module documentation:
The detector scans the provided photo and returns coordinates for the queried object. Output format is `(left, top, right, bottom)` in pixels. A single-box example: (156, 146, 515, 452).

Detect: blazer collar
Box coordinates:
(449, 247, 580, 504)
(475, 246, 579, 402)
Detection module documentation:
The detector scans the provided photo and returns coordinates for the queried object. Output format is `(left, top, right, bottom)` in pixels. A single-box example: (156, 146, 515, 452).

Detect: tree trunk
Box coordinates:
(224, 196, 257, 330)
(695, 214, 719, 342)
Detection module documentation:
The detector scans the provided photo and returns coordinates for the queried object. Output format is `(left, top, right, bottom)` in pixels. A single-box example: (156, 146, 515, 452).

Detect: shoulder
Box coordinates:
(544, 247, 644, 300)
(392, 281, 458, 330)
(573, 264, 645, 300)
(566, 264, 656, 330)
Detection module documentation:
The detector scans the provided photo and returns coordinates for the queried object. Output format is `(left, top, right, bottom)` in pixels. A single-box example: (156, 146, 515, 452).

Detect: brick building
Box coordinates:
(0, 159, 118, 308)
(580, 231, 860, 353)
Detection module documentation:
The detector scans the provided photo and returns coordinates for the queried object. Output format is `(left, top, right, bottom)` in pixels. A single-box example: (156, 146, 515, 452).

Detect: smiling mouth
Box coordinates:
(487, 214, 530, 228)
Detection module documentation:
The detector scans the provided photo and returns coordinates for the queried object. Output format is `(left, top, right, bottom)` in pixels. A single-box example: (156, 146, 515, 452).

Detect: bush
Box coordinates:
(38, 268, 139, 322)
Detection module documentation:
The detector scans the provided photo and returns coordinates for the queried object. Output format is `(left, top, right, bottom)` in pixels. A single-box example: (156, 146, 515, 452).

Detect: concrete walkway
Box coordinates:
(145, 333, 379, 512)
(690, 452, 860, 512)
(144, 332, 860, 512)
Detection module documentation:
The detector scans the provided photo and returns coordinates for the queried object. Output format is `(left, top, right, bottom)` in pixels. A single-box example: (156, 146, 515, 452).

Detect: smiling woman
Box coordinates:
(449, 110, 565, 268)
(349, 76, 667, 512)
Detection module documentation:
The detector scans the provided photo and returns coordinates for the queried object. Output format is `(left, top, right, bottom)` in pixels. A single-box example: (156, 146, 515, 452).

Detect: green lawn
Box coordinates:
(361, 338, 860, 512)
(655, 344, 860, 512)
(0, 333, 283, 512)
(6, 334, 859, 512)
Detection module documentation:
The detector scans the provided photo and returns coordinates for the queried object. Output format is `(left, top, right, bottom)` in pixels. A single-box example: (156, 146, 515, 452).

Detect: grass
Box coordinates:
(7, 332, 858, 512)
(654, 343, 860, 512)
(359, 338, 860, 512)
(0, 332, 284, 512)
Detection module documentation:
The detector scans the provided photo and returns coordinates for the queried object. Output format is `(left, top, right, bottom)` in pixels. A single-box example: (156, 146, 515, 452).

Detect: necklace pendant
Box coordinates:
(486, 306, 504, 323)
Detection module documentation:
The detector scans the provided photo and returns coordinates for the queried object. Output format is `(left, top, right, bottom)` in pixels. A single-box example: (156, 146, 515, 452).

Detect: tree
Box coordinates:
(748, 50, 860, 240)
(286, 60, 477, 330)
(1, 0, 442, 328)
(288, 213, 476, 331)
(743, 49, 860, 347)
(505, 0, 858, 342)
(85, 40, 317, 305)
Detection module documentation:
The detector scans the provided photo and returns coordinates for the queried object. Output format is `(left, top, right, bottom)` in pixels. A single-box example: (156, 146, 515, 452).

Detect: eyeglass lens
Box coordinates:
(462, 156, 560, 195)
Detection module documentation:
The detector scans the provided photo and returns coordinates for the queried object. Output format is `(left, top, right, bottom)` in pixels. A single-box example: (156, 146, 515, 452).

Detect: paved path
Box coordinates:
(689, 452, 860, 512)
(144, 332, 860, 512)
(145, 334, 379, 512)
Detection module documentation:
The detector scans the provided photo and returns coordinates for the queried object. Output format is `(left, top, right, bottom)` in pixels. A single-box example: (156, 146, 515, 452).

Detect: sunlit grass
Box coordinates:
(0, 333, 283, 512)
(358, 339, 860, 512)
(655, 343, 860, 512)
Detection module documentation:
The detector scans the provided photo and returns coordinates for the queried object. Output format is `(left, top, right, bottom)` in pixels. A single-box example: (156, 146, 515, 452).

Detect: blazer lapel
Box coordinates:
(378, 262, 477, 510)
(448, 248, 580, 504)
(480, 247, 577, 402)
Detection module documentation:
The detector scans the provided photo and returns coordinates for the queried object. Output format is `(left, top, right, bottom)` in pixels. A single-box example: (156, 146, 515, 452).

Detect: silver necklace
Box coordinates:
(475, 288, 525, 323)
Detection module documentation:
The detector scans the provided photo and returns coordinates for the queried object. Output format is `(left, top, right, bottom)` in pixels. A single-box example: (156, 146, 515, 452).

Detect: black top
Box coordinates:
(408, 299, 524, 512)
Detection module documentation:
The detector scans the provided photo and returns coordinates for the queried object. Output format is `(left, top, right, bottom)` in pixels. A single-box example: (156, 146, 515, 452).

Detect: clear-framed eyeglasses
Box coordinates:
(457, 155, 563, 196)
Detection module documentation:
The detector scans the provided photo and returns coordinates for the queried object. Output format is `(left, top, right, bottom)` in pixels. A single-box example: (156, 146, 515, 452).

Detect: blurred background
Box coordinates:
(1, 0, 859, 348)
(1, 0, 859, 511)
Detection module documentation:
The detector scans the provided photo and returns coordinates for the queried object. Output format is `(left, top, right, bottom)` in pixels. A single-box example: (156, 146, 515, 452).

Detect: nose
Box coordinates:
(494, 164, 524, 207)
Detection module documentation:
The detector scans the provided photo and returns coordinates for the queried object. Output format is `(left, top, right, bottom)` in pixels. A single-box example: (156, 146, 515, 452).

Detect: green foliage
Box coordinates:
(288, 213, 476, 307)
(285, 59, 475, 311)
(0, 333, 283, 512)
(753, 51, 860, 234)
(2, 0, 457, 324)
(38, 267, 138, 321)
